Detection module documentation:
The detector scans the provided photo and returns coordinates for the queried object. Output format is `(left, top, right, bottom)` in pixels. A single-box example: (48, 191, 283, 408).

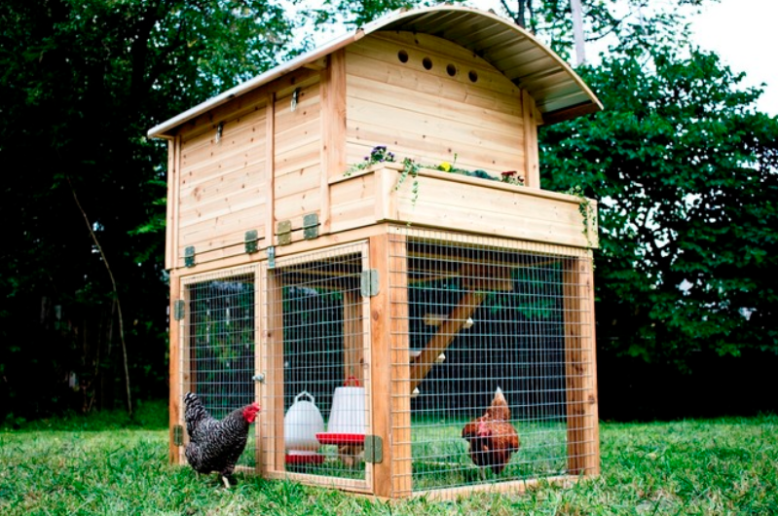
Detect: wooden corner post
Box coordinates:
(264, 267, 286, 475)
(320, 49, 346, 235)
(168, 270, 181, 464)
(369, 230, 410, 498)
(563, 256, 600, 475)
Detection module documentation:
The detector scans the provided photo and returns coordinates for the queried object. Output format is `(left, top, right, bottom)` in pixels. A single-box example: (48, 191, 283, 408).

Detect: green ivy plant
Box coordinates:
(564, 185, 596, 250)
(346, 146, 526, 206)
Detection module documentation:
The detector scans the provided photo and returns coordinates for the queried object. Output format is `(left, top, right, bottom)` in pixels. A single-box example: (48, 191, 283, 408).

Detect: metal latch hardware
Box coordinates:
(184, 246, 196, 268)
(245, 230, 259, 254)
(365, 435, 383, 464)
(361, 269, 380, 297)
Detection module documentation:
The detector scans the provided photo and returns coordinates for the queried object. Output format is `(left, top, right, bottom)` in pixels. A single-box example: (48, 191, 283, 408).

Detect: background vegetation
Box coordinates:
(0, 0, 776, 421)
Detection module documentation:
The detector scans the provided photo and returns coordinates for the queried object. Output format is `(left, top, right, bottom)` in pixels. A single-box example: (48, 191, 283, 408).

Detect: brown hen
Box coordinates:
(461, 386, 520, 476)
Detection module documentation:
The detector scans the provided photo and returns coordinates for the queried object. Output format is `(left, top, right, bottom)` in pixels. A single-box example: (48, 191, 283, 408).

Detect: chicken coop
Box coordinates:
(150, 6, 602, 499)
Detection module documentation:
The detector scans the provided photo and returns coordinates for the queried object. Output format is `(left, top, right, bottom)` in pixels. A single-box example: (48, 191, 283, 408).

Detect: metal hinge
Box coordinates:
(173, 300, 186, 321)
(361, 269, 380, 297)
(173, 424, 184, 446)
(184, 246, 196, 268)
(364, 435, 383, 464)
(303, 213, 319, 240)
(277, 220, 292, 246)
(267, 246, 276, 269)
(245, 230, 259, 254)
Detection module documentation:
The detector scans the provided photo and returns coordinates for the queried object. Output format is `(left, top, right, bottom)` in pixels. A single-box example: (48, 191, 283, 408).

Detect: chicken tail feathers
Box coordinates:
(184, 392, 212, 437)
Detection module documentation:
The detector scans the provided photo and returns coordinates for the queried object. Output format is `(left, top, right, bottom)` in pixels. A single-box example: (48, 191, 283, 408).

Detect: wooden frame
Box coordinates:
(564, 257, 600, 475)
(161, 6, 602, 499)
(168, 222, 600, 498)
(173, 265, 262, 470)
(330, 164, 598, 249)
(259, 241, 374, 493)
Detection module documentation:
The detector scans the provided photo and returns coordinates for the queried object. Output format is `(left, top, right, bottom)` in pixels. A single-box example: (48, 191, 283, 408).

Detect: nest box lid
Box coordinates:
(147, 6, 602, 139)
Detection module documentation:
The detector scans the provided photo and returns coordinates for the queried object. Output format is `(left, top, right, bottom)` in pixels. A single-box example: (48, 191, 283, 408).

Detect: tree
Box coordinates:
(0, 0, 303, 418)
(497, 0, 713, 59)
(0, 0, 447, 419)
(540, 30, 778, 366)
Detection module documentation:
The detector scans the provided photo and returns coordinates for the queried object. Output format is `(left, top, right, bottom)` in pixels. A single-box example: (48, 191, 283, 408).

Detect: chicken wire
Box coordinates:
(261, 243, 370, 486)
(180, 266, 259, 470)
(388, 228, 596, 496)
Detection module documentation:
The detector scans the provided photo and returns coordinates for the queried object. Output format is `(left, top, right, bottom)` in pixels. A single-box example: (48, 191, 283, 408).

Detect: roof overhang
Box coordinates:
(148, 6, 602, 139)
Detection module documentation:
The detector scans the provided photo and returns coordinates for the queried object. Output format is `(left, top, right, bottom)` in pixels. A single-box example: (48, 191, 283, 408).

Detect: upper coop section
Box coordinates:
(149, 6, 602, 272)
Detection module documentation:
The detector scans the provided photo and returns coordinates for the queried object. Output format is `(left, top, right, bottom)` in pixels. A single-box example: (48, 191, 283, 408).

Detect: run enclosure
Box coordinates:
(156, 6, 602, 500)
(173, 226, 598, 498)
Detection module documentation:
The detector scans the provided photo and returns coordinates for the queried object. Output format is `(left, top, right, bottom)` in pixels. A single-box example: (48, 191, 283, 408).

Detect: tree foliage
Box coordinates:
(0, 0, 302, 418)
(498, 0, 713, 60)
(539, 21, 778, 365)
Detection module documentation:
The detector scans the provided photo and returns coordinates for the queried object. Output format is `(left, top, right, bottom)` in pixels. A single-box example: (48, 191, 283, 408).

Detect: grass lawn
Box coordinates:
(1, 401, 776, 515)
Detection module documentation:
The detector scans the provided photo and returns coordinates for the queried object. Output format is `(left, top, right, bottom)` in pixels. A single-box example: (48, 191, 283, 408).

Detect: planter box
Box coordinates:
(329, 162, 598, 249)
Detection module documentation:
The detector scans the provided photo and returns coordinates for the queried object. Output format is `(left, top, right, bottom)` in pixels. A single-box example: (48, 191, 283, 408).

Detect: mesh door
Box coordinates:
(261, 243, 371, 488)
(180, 266, 260, 470)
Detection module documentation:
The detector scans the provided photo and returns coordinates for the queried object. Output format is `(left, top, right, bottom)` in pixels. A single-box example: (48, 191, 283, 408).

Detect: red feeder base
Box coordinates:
(316, 433, 365, 445)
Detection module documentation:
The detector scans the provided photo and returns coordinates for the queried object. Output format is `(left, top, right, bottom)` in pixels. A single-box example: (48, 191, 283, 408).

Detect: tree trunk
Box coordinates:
(66, 177, 133, 417)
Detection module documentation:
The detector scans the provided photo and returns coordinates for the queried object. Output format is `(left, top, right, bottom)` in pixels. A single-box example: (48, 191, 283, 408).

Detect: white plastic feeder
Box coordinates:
(317, 376, 366, 445)
(285, 391, 325, 464)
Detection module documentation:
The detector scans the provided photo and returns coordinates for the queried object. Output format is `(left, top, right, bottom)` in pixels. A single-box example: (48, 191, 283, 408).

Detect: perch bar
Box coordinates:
(409, 290, 486, 391)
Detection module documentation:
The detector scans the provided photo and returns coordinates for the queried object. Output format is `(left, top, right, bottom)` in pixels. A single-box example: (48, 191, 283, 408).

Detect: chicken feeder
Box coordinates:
(317, 377, 365, 445)
(285, 391, 325, 464)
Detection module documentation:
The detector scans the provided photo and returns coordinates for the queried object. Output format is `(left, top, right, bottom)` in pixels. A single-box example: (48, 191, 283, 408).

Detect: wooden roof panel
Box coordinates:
(149, 6, 601, 138)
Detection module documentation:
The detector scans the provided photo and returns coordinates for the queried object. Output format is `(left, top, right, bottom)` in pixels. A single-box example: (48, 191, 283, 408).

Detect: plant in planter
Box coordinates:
(500, 170, 525, 186)
(346, 146, 527, 205)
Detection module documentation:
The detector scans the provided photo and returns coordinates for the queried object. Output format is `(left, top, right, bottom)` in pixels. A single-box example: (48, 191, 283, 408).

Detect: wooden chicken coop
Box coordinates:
(150, 6, 602, 500)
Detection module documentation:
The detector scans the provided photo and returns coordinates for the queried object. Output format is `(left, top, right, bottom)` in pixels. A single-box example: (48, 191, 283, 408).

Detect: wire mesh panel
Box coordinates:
(261, 243, 371, 489)
(388, 228, 596, 496)
(180, 266, 260, 471)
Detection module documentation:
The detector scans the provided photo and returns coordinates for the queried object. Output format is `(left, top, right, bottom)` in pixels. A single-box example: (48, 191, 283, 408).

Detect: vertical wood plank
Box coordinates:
(168, 271, 181, 464)
(254, 266, 263, 474)
(522, 90, 540, 189)
(369, 230, 410, 498)
(172, 135, 182, 267)
(581, 257, 600, 474)
(165, 140, 175, 270)
(343, 290, 364, 385)
(320, 49, 347, 235)
(563, 258, 584, 474)
(564, 257, 599, 475)
(266, 93, 276, 247)
(266, 268, 286, 473)
(389, 231, 411, 498)
(369, 233, 391, 497)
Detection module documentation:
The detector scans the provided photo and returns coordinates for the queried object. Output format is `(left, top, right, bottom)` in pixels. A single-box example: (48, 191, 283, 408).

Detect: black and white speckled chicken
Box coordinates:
(184, 392, 260, 488)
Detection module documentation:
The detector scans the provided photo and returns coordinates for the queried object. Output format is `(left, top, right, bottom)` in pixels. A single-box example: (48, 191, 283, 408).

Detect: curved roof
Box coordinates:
(148, 5, 602, 139)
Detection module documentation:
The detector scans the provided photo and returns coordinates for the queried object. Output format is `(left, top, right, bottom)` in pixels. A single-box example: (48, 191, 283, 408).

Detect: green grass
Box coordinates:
(1, 402, 776, 515)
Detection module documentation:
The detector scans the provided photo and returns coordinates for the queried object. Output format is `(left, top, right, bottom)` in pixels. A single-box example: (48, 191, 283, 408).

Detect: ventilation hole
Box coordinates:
(468, 70, 478, 83)
(446, 64, 457, 77)
(422, 57, 433, 70)
(398, 50, 409, 63)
